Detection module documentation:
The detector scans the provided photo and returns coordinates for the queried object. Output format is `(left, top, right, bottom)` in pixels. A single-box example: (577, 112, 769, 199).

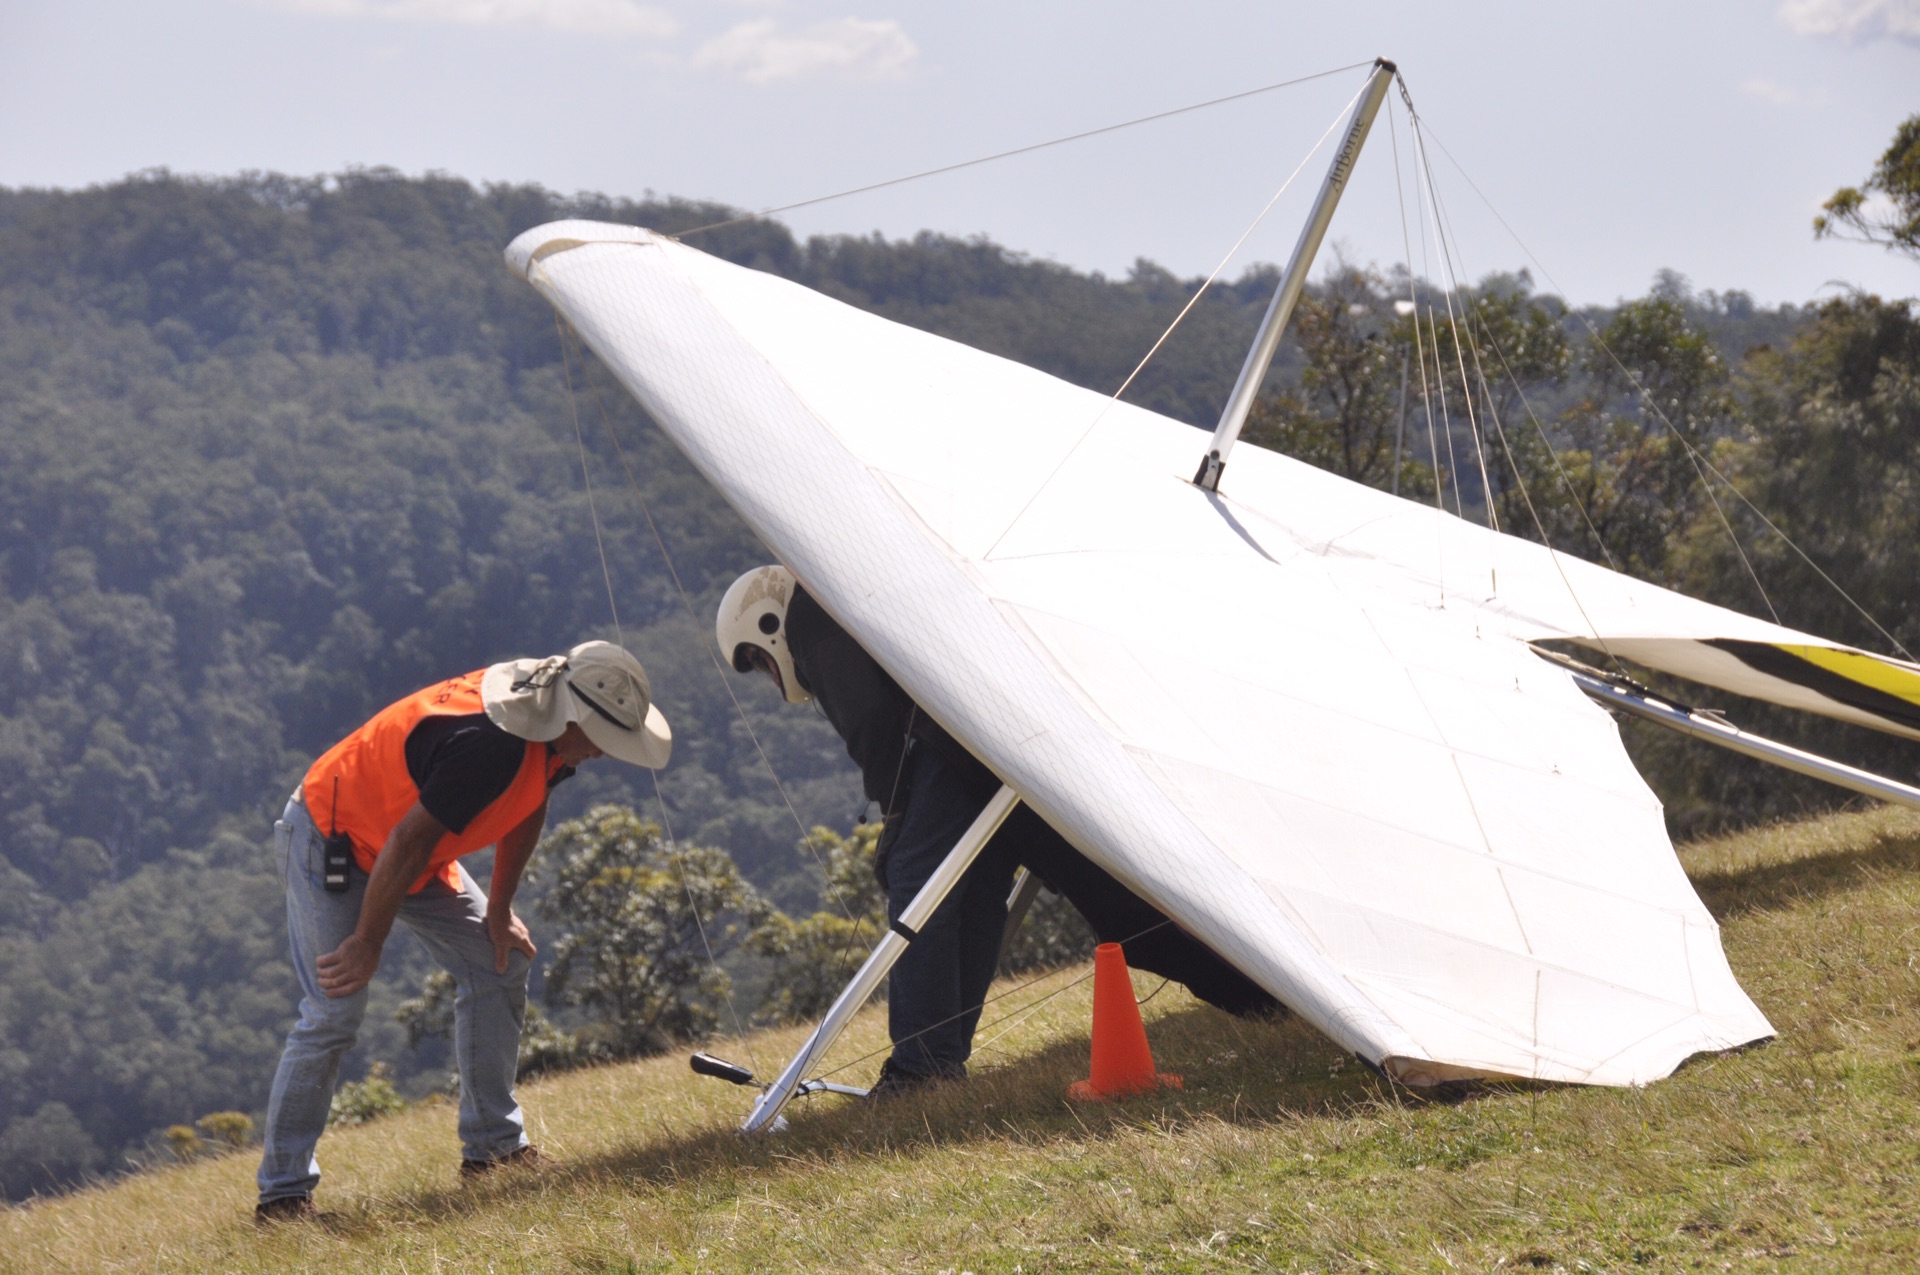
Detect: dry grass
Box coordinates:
(8, 806, 1920, 1272)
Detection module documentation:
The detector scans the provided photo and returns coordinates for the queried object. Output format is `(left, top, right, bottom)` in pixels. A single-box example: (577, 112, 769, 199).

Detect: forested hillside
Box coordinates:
(0, 168, 1912, 1199)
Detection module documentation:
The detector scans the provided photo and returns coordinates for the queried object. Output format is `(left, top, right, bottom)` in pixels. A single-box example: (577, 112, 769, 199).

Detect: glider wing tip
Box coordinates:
(503, 219, 665, 280)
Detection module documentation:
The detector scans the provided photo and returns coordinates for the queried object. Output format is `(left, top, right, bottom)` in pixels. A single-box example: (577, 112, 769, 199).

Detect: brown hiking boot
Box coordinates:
(254, 1196, 321, 1225)
(460, 1144, 544, 1178)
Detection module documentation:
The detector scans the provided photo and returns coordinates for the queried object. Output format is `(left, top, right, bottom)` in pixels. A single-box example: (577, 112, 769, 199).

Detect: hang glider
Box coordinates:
(503, 62, 1916, 1121)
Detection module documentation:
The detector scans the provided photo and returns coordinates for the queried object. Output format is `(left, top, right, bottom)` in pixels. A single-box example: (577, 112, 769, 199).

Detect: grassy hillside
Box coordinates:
(19, 170, 1915, 1193)
(6, 804, 1920, 1272)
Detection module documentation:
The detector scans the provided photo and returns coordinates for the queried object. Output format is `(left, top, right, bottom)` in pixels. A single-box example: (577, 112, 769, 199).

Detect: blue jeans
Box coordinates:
(257, 798, 530, 1203)
(881, 747, 1018, 1078)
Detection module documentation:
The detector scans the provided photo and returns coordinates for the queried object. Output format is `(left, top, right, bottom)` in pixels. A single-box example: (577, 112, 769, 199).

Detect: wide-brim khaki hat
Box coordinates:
(480, 640, 672, 769)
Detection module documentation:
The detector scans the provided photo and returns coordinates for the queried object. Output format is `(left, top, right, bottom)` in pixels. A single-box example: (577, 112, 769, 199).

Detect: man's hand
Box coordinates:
(318, 801, 446, 1001)
(486, 906, 536, 974)
(316, 933, 383, 999)
(486, 801, 546, 975)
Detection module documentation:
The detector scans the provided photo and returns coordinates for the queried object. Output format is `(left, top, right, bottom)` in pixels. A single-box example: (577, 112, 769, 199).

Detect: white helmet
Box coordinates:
(715, 566, 811, 704)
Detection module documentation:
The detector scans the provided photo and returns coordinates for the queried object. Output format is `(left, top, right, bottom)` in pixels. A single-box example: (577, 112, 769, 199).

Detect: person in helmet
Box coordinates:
(717, 567, 1276, 1094)
(255, 642, 671, 1222)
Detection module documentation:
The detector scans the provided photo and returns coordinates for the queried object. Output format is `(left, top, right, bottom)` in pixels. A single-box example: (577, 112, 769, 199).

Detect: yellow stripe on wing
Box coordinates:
(1776, 645, 1920, 710)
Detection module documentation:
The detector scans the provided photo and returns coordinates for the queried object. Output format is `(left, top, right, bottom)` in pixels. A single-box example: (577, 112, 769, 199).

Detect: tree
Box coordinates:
(1549, 293, 1737, 579)
(1410, 273, 1573, 531)
(535, 805, 772, 1054)
(194, 1110, 254, 1149)
(1636, 295, 1920, 836)
(163, 1125, 201, 1163)
(326, 1062, 406, 1127)
(1815, 114, 1920, 262)
(748, 824, 886, 1024)
(395, 970, 458, 1051)
(1679, 295, 1920, 650)
(0, 1102, 101, 1197)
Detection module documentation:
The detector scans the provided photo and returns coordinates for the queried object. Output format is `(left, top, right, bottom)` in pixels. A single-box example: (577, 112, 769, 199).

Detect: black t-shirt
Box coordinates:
(786, 586, 987, 814)
(403, 712, 573, 834)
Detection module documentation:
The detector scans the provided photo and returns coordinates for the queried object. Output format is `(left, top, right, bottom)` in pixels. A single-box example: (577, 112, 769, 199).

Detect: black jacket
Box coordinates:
(787, 585, 984, 815)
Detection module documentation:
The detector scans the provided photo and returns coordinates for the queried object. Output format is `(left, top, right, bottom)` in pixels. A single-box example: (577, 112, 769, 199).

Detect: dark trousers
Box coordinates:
(880, 745, 1018, 1077)
(1002, 805, 1280, 1019)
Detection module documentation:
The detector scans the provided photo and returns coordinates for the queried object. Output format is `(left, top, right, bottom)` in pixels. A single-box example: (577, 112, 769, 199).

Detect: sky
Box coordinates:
(1, 0, 1916, 307)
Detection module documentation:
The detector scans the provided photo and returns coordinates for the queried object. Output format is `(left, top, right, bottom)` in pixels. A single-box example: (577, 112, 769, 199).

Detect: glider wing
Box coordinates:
(509, 221, 1781, 1085)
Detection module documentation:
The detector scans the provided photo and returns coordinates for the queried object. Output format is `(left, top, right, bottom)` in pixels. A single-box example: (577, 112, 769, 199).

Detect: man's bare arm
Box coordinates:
(316, 802, 445, 999)
(485, 800, 548, 973)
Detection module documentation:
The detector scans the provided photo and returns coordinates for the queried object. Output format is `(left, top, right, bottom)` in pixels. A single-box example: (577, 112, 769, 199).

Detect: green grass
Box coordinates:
(8, 805, 1920, 1272)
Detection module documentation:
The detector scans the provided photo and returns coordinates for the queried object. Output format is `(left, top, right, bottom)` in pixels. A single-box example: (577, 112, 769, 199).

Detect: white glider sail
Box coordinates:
(1289, 492, 1920, 742)
(501, 217, 1911, 1087)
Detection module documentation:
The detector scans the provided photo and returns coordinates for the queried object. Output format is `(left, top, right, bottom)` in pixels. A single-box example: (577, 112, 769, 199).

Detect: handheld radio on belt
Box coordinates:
(322, 774, 353, 893)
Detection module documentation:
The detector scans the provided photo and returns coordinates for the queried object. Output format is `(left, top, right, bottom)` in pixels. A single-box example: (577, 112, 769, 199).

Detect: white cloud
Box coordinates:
(1740, 77, 1801, 104)
(693, 17, 916, 83)
(272, 0, 680, 39)
(1778, 0, 1920, 44)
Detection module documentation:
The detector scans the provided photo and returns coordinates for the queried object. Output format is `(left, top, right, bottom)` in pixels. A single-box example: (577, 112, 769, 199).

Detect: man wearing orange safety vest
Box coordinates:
(255, 641, 671, 1223)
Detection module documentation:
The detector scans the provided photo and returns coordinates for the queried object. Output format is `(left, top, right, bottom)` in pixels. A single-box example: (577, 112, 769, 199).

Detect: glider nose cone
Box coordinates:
(503, 220, 666, 281)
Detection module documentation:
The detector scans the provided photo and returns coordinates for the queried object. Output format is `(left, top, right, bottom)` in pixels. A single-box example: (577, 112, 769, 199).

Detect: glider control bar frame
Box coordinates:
(692, 1052, 869, 1099)
(1562, 660, 1920, 812)
(740, 784, 1022, 1133)
(1002, 866, 1043, 957)
(1195, 56, 1397, 494)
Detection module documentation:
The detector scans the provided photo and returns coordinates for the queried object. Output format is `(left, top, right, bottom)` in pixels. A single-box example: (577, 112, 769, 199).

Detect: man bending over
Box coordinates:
(255, 641, 671, 1221)
(716, 567, 1276, 1096)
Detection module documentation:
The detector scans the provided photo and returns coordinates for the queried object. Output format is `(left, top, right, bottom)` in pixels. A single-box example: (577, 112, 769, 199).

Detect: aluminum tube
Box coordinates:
(1196, 58, 1397, 493)
(741, 785, 1021, 1132)
(999, 866, 1044, 964)
(1571, 671, 1920, 812)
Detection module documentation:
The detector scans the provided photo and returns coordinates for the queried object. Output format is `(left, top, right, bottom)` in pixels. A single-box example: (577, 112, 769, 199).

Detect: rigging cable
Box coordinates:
(561, 325, 811, 845)
(556, 323, 874, 992)
(1410, 135, 1630, 673)
(672, 62, 1375, 240)
(649, 766, 763, 1078)
(1439, 127, 1788, 628)
(1409, 104, 1498, 533)
(1387, 93, 1449, 608)
(1413, 109, 1482, 526)
(555, 315, 764, 1073)
(1397, 81, 1627, 586)
(1388, 95, 1446, 519)
(981, 75, 1373, 562)
(1399, 88, 1465, 519)
(814, 917, 1177, 1083)
(1423, 305, 1466, 519)
(1391, 87, 1632, 674)
(1413, 121, 1915, 662)
(556, 312, 624, 645)
(967, 968, 1152, 1061)
(1406, 119, 1467, 521)
(1102, 79, 1368, 412)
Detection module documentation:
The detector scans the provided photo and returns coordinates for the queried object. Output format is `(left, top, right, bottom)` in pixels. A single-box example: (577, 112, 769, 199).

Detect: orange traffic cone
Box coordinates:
(1068, 942, 1182, 1100)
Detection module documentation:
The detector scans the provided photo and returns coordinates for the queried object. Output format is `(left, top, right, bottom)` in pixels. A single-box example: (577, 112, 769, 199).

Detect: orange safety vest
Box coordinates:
(302, 670, 561, 894)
